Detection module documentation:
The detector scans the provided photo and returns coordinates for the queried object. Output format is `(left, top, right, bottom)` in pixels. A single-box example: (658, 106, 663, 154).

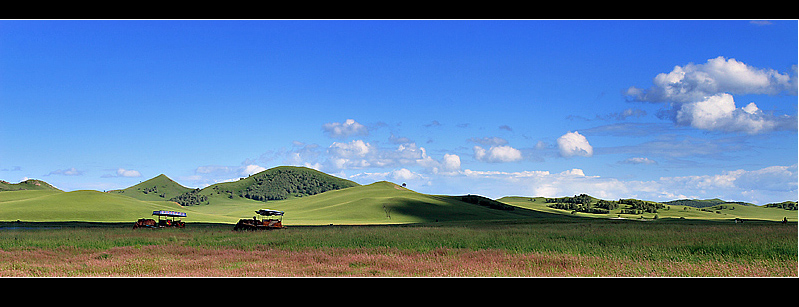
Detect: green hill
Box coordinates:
(0, 189, 232, 223)
(0, 179, 61, 192)
(2, 168, 796, 224)
(170, 166, 361, 206)
(199, 181, 547, 225)
(108, 174, 192, 201)
(663, 198, 755, 208)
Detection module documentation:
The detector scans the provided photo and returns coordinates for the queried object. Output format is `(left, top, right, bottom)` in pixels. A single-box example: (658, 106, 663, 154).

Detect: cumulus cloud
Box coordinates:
(473, 145, 523, 163)
(556, 131, 593, 157)
(116, 168, 141, 177)
(441, 154, 461, 172)
(322, 119, 368, 139)
(674, 93, 795, 133)
(626, 56, 797, 134)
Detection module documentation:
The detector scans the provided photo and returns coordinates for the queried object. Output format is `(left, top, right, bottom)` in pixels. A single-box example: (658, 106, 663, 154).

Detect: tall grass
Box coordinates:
(0, 220, 795, 276)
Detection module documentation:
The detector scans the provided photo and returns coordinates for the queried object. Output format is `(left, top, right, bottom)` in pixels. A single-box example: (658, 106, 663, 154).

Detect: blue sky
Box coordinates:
(1, 20, 796, 204)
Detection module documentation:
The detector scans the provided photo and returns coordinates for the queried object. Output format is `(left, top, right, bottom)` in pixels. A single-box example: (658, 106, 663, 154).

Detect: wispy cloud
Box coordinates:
(467, 136, 508, 146)
(46, 167, 83, 176)
(619, 157, 657, 165)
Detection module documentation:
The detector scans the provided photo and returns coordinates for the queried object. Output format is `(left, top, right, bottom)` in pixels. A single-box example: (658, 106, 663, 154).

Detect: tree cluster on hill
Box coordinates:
(618, 198, 665, 214)
(170, 189, 208, 206)
(138, 186, 166, 198)
(237, 168, 358, 201)
(545, 194, 592, 205)
(545, 195, 668, 215)
(764, 201, 798, 211)
(169, 167, 359, 206)
(545, 194, 609, 214)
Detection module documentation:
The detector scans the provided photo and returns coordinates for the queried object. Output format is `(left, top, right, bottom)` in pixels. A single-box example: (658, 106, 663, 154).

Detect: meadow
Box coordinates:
(1, 219, 795, 277)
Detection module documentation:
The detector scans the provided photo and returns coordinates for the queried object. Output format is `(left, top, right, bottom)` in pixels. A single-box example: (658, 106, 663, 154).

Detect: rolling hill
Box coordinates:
(1, 166, 796, 224)
(200, 181, 549, 225)
(108, 174, 192, 201)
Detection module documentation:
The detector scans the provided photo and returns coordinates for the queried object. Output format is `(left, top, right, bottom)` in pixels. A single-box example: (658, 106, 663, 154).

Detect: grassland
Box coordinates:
(0, 219, 794, 277)
(2, 169, 796, 277)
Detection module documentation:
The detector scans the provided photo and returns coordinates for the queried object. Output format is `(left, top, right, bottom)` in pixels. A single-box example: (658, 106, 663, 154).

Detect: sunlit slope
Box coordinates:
(108, 174, 192, 201)
(199, 181, 544, 225)
(0, 190, 233, 223)
(498, 196, 797, 222)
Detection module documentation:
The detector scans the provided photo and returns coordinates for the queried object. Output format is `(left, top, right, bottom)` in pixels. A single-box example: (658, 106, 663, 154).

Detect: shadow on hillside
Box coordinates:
(382, 196, 585, 225)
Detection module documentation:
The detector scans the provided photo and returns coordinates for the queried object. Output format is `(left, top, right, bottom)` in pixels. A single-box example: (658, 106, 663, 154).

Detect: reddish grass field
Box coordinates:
(1, 245, 793, 277)
(1, 220, 796, 277)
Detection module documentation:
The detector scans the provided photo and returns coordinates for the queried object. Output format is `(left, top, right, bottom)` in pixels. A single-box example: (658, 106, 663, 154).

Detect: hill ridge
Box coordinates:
(0, 179, 62, 192)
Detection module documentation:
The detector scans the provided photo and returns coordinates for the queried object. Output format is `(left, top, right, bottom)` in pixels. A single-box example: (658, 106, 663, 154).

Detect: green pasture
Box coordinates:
(499, 196, 797, 222)
(1, 180, 795, 225)
(188, 181, 546, 225)
(0, 189, 234, 223)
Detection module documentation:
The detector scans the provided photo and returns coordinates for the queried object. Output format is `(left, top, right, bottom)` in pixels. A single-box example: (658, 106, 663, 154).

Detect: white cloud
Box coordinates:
(328, 139, 374, 159)
(675, 93, 795, 134)
(628, 56, 794, 103)
(350, 168, 426, 183)
(116, 168, 141, 177)
(47, 167, 83, 176)
(473, 145, 523, 163)
(241, 164, 266, 176)
(556, 131, 593, 157)
(322, 119, 368, 138)
(626, 56, 797, 134)
(390, 168, 423, 181)
(441, 154, 461, 172)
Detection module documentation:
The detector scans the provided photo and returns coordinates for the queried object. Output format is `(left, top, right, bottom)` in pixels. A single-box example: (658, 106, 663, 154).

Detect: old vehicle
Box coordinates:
(133, 210, 187, 229)
(234, 209, 285, 231)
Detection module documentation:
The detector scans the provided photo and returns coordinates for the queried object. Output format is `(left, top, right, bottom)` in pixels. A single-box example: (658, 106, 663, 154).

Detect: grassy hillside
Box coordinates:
(0, 179, 61, 192)
(2, 169, 796, 224)
(0, 189, 233, 223)
(108, 174, 192, 201)
(194, 181, 549, 225)
(499, 196, 798, 222)
(0, 181, 550, 225)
